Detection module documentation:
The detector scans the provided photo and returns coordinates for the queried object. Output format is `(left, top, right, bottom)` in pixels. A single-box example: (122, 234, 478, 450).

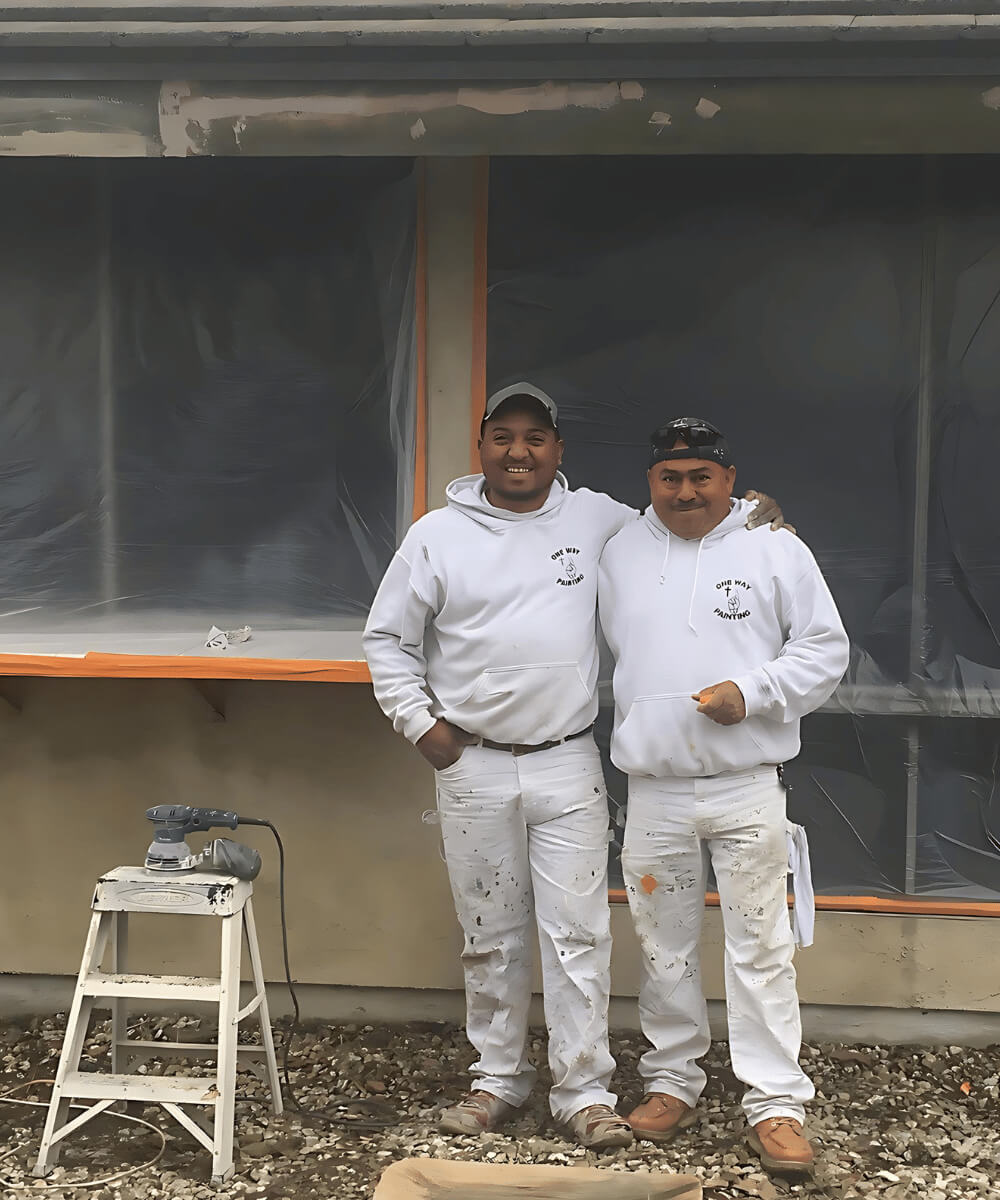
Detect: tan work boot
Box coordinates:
(439, 1090, 516, 1135)
(566, 1104, 634, 1150)
(748, 1116, 815, 1177)
(627, 1093, 698, 1144)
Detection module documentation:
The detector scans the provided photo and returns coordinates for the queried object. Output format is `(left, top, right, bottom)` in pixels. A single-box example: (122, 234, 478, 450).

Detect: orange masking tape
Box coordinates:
(469, 157, 490, 473)
(0, 653, 372, 682)
(608, 887, 1000, 918)
(413, 159, 429, 523)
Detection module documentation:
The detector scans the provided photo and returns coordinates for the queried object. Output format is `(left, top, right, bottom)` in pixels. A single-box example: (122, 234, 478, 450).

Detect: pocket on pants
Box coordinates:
(434, 744, 488, 803)
(436, 745, 470, 777)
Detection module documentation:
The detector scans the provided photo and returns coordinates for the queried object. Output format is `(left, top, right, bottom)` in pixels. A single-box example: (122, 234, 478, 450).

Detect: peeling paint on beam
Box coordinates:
(157, 78, 647, 155)
(150, 77, 1000, 157)
(0, 77, 998, 156)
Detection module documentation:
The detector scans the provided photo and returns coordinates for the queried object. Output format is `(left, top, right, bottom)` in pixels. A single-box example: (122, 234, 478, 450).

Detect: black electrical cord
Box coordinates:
(239, 817, 397, 1131)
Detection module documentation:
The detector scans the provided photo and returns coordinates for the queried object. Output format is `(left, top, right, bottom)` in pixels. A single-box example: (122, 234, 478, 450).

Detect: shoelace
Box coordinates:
(582, 1105, 630, 1132)
(764, 1116, 803, 1133)
(456, 1092, 504, 1114)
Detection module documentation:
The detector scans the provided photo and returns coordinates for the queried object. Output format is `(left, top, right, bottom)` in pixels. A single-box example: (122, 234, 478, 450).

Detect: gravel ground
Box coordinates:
(0, 1016, 997, 1200)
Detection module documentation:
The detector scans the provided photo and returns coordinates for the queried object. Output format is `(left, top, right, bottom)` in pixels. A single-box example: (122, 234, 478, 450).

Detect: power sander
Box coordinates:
(145, 805, 264, 880)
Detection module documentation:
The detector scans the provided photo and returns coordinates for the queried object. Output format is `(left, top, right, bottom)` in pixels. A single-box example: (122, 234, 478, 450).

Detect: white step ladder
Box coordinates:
(33, 865, 283, 1185)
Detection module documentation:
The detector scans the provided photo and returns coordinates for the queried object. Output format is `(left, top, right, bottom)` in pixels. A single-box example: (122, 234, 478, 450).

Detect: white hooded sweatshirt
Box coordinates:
(363, 473, 635, 745)
(598, 500, 849, 779)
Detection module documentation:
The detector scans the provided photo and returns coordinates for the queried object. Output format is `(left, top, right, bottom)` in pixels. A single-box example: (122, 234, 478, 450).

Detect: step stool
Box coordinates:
(33, 865, 283, 1185)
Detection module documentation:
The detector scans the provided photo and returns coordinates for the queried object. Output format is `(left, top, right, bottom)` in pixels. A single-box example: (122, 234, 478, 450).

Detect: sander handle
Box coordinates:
(145, 804, 240, 843)
(188, 807, 241, 832)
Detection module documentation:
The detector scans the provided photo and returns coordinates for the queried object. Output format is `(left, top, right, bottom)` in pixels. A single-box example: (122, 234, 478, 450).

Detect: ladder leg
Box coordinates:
(212, 911, 242, 1184)
(111, 911, 129, 1074)
(243, 897, 283, 1115)
(34, 910, 112, 1176)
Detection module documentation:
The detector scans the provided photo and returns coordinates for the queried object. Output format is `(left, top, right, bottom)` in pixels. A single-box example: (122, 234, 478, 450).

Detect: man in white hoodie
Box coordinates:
(363, 388, 784, 1149)
(597, 417, 849, 1177)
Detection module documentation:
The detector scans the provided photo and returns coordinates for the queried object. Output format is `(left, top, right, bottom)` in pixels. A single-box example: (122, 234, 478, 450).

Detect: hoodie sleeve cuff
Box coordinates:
(732, 671, 771, 720)
(403, 709, 438, 745)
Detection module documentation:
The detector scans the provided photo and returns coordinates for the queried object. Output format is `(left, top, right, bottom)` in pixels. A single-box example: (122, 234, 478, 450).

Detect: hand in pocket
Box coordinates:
(417, 719, 477, 769)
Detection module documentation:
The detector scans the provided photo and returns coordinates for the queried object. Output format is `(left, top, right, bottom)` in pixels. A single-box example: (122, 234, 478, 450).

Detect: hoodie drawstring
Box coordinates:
(658, 534, 671, 585)
(657, 528, 701, 633)
(688, 538, 705, 633)
(647, 499, 752, 633)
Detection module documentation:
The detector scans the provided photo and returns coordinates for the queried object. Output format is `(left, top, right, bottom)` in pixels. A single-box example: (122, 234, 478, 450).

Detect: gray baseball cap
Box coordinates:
(483, 382, 559, 429)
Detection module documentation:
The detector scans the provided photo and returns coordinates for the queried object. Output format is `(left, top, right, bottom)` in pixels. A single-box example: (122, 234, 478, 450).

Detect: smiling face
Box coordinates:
(479, 399, 564, 513)
(648, 447, 736, 539)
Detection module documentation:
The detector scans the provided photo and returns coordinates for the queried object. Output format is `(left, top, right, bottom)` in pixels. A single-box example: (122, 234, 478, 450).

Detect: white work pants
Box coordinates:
(621, 768, 813, 1125)
(434, 736, 616, 1123)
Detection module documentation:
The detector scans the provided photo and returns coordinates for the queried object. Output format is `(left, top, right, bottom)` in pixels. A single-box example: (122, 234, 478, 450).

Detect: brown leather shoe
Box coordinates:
(748, 1117, 815, 1177)
(627, 1093, 698, 1143)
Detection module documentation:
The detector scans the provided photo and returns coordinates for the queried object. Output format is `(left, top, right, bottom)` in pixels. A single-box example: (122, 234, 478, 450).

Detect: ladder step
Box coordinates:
(117, 1039, 267, 1059)
(83, 972, 221, 1001)
(61, 1071, 223, 1105)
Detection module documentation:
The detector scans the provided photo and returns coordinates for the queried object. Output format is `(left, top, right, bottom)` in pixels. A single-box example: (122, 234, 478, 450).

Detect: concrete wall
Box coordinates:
(1, 157, 998, 1036)
(0, 675, 451, 985)
(3, 672, 1000, 1025)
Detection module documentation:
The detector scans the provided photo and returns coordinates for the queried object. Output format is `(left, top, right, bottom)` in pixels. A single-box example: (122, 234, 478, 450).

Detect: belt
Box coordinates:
(476, 724, 595, 757)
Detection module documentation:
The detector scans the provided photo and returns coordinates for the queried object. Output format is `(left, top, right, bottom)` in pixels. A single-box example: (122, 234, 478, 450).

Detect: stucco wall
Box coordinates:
(0, 672, 998, 1020)
(0, 675, 450, 986)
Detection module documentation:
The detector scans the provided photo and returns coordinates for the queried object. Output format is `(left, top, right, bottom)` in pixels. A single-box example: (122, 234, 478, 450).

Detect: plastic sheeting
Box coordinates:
(0, 158, 417, 661)
(488, 155, 1000, 900)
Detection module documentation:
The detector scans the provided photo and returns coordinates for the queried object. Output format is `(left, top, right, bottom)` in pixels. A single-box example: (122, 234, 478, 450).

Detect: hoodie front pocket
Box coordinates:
(452, 661, 595, 743)
(613, 692, 768, 777)
(475, 662, 590, 695)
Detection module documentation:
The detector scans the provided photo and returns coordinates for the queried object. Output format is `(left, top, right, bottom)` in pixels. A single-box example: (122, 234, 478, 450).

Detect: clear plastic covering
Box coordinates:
(488, 155, 1000, 900)
(0, 158, 417, 662)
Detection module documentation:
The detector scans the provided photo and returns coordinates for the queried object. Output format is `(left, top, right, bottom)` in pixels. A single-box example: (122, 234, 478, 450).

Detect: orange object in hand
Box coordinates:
(692, 680, 747, 726)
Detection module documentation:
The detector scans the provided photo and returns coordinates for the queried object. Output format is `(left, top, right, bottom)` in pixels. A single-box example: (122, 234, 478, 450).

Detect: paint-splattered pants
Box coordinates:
(434, 735, 617, 1123)
(622, 768, 813, 1125)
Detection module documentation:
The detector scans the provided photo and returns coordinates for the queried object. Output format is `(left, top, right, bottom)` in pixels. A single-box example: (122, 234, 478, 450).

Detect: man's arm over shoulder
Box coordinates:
(596, 521, 638, 655)
(362, 516, 445, 744)
(575, 487, 640, 540)
(597, 519, 636, 588)
(732, 531, 850, 723)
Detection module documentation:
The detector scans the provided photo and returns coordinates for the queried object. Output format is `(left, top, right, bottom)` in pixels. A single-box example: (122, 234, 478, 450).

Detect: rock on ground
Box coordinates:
(0, 1016, 996, 1200)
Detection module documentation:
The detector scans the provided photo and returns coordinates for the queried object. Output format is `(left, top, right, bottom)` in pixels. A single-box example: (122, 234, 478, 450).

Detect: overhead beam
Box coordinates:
(4, 76, 1000, 156)
(0, 1, 996, 17)
(0, 14, 994, 50)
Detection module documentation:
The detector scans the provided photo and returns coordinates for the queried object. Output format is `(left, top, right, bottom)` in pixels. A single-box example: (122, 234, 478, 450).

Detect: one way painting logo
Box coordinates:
(552, 547, 585, 587)
(714, 578, 751, 620)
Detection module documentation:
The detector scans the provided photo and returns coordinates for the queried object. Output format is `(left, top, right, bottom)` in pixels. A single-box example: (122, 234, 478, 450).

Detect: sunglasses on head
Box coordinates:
(650, 418, 725, 451)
